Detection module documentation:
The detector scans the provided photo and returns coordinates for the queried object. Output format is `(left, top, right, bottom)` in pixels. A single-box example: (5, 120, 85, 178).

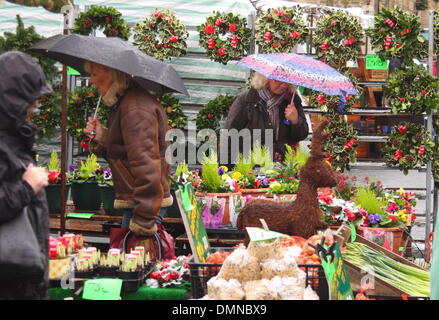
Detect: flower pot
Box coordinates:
(357, 226, 404, 255)
(45, 183, 70, 214)
(99, 184, 123, 216)
(240, 188, 269, 198)
(71, 182, 102, 211)
(265, 193, 297, 201)
(117, 270, 142, 293)
(196, 192, 242, 225)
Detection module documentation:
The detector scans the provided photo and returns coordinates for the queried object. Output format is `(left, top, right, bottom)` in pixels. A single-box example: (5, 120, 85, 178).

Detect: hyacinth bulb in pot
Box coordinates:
(67, 153, 102, 211)
(45, 150, 70, 213)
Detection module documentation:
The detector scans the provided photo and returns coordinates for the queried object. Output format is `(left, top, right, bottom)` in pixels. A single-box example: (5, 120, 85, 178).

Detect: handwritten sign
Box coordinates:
(82, 279, 122, 300)
(246, 227, 287, 242)
(175, 183, 210, 263)
(365, 54, 388, 70)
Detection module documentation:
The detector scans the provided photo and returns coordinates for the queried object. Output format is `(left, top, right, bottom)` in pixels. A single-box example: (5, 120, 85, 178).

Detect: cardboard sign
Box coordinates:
(246, 227, 287, 242)
(175, 183, 210, 263)
(67, 66, 81, 76)
(82, 279, 122, 300)
(365, 54, 388, 70)
(65, 212, 94, 219)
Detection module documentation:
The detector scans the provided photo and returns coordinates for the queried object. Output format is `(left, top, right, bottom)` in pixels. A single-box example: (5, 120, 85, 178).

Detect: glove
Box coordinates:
(129, 219, 157, 236)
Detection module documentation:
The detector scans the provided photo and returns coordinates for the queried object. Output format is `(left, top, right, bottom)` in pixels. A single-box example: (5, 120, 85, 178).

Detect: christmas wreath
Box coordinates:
(365, 6, 427, 64)
(67, 86, 101, 143)
(72, 5, 130, 40)
(153, 93, 187, 130)
(197, 11, 251, 64)
(133, 9, 189, 61)
(381, 122, 435, 175)
(307, 68, 363, 115)
(434, 10, 439, 55)
(313, 10, 364, 67)
(195, 94, 235, 134)
(255, 6, 309, 53)
(320, 114, 358, 172)
(30, 91, 61, 140)
(384, 64, 439, 115)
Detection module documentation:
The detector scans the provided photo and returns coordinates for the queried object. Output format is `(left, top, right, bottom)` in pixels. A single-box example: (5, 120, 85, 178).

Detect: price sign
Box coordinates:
(67, 66, 81, 76)
(65, 212, 94, 219)
(366, 54, 388, 70)
(82, 279, 122, 300)
(175, 183, 210, 263)
(246, 227, 287, 242)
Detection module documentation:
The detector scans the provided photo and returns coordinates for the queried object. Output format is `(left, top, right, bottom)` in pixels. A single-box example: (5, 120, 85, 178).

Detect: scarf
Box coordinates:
(257, 86, 288, 139)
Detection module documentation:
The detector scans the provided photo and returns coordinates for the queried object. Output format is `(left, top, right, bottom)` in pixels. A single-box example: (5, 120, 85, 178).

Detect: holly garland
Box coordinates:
(72, 5, 130, 40)
(29, 91, 61, 140)
(153, 93, 187, 130)
(434, 10, 439, 55)
(381, 122, 435, 175)
(313, 10, 364, 67)
(133, 9, 189, 61)
(195, 94, 235, 134)
(384, 64, 439, 115)
(321, 114, 358, 172)
(255, 6, 309, 53)
(307, 68, 363, 115)
(197, 11, 251, 64)
(365, 6, 427, 64)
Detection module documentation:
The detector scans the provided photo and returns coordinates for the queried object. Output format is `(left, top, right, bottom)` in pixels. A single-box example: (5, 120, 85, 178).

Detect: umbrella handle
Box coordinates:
(283, 91, 296, 125)
(89, 95, 102, 136)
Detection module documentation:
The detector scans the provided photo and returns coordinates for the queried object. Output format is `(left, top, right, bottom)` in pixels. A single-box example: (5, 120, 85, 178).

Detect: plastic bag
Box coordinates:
(243, 279, 279, 300)
(217, 247, 261, 283)
(304, 286, 320, 300)
(207, 276, 245, 300)
(271, 276, 305, 300)
(200, 196, 225, 229)
(260, 255, 298, 279)
(247, 238, 283, 260)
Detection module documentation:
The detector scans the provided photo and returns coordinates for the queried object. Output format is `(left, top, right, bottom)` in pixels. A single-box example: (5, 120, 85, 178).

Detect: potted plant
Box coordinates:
(45, 150, 70, 213)
(97, 168, 123, 216)
(117, 254, 143, 293)
(97, 251, 120, 278)
(67, 153, 102, 211)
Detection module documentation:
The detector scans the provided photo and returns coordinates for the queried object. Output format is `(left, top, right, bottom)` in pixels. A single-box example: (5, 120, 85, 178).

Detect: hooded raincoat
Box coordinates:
(0, 51, 52, 299)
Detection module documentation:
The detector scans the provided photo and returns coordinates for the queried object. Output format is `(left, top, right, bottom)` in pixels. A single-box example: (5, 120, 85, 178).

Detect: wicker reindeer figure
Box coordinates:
(237, 118, 337, 243)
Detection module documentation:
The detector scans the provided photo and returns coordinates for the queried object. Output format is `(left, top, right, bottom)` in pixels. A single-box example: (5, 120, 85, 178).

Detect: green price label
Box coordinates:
(67, 66, 81, 76)
(366, 54, 388, 70)
(245, 227, 287, 242)
(82, 279, 122, 300)
(65, 212, 94, 219)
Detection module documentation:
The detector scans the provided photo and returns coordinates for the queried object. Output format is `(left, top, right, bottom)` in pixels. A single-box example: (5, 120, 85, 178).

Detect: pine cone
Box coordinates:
(83, 18, 94, 29)
(108, 28, 119, 37)
(404, 154, 416, 165)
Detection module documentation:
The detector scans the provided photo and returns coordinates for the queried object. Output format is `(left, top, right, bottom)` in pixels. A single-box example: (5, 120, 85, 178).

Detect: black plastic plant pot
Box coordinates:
(99, 184, 124, 216)
(45, 183, 70, 214)
(167, 188, 181, 218)
(97, 266, 118, 278)
(117, 271, 142, 293)
(74, 270, 95, 280)
(71, 182, 102, 211)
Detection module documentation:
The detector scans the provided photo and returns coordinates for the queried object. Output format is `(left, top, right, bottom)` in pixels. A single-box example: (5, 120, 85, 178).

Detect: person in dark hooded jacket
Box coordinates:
(0, 51, 51, 299)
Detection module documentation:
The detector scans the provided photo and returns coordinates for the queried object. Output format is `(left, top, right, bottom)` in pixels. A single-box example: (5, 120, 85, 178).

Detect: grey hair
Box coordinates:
(83, 61, 131, 106)
(250, 72, 296, 94)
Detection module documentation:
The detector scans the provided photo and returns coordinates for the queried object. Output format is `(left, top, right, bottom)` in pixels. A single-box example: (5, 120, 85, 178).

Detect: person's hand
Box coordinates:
(285, 104, 299, 124)
(84, 117, 104, 143)
(22, 163, 49, 194)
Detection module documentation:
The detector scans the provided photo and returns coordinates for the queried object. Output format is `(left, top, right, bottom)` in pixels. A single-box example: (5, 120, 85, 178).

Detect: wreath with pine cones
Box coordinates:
(365, 6, 427, 64)
(195, 94, 235, 134)
(255, 6, 309, 53)
(30, 91, 61, 140)
(381, 122, 435, 175)
(313, 10, 364, 68)
(197, 11, 251, 64)
(133, 9, 189, 61)
(384, 64, 439, 115)
(153, 93, 187, 130)
(72, 5, 130, 40)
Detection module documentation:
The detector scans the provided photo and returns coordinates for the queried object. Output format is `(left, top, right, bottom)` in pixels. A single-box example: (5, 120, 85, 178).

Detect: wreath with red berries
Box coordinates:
(133, 9, 189, 61)
(365, 6, 427, 64)
(320, 114, 358, 172)
(197, 11, 251, 64)
(381, 122, 435, 175)
(255, 6, 309, 53)
(30, 91, 61, 141)
(195, 94, 235, 134)
(384, 64, 439, 115)
(313, 10, 364, 68)
(72, 5, 130, 40)
(153, 93, 187, 130)
(434, 9, 439, 55)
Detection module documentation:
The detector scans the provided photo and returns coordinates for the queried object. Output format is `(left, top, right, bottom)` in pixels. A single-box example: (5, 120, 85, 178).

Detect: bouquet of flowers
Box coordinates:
(146, 255, 191, 288)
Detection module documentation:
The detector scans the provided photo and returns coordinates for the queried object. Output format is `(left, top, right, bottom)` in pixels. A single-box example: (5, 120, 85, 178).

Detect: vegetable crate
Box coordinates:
(188, 248, 329, 299)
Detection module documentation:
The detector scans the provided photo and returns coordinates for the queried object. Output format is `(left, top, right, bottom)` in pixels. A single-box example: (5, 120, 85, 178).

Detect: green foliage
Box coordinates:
(195, 94, 235, 134)
(415, 0, 428, 10)
(153, 93, 187, 130)
(255, 6, 309, 53)
(30, 91, 61, 141)
(68, 153, 101, 183)
(267, 179, 299, 195)
(284, 144, 309, 169)
(201, 153, 223, 193)
(354, 187, 387, 215)
(48, 150, 61, 172)
(250, 141, 273, 171)
(72, 5, 130, 40)
(0, 14, 58, 83)
(134, 8, 188, 61)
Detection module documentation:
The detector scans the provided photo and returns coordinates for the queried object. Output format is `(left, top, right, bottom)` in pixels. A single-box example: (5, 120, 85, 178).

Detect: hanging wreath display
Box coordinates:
(320, 114, 358, 172)
(255, 6, 309, 53)
(67, 86, 102, 143)
(365, 6, 427, 64)
(197, 11, 251, 64)
(72, 5, 130, 40)
(195, 94, 235, 134)
(384, 64, 439, 115)
(29, 92, 61, 140)
(133, 9, 189, 61)
(306, 68, 363, 115)
(313, 10, 364, 67)
(434, 10, 439, 55)
(153, 93, 187, 130)
(381, 122, 435, 175)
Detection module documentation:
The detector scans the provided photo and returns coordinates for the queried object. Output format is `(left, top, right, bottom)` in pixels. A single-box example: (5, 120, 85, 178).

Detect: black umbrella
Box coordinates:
(28, 34, 189, 96)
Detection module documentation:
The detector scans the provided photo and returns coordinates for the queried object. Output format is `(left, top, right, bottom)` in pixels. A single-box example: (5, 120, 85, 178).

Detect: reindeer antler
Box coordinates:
(310, 118, 331, 158)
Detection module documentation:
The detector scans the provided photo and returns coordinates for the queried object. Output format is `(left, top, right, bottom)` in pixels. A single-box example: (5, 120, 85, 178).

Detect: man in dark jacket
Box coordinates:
(0, 51, 51, 299)
(222, 73, 309, 165)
